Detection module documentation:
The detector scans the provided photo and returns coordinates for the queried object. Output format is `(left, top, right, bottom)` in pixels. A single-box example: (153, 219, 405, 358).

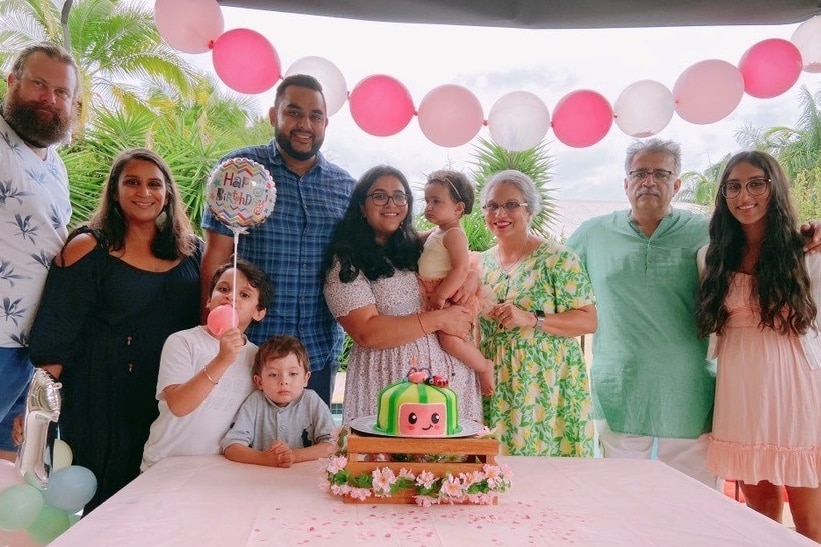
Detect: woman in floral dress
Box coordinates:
(478, 170, 596, 456)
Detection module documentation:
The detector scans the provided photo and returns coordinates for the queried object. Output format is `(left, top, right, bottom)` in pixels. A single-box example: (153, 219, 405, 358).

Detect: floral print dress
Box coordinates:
(478, 242, 595, 456)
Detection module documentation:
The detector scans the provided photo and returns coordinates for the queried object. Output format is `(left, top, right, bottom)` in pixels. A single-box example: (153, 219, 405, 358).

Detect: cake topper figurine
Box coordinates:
(405, 366, 448, 388)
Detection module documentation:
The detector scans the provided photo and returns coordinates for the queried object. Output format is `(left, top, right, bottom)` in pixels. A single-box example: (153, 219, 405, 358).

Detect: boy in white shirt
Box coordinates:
(141, 258, 273, 470)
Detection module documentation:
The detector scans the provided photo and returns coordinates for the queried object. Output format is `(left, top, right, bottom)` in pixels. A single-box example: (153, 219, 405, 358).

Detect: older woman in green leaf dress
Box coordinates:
(477, 170, 596, 456)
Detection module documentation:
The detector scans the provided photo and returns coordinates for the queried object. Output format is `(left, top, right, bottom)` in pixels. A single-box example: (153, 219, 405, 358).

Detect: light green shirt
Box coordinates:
(567, 208, 714, 438)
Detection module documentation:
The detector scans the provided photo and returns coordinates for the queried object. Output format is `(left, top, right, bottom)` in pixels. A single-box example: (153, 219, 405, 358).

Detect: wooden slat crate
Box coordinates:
(343, 431, 499, 504)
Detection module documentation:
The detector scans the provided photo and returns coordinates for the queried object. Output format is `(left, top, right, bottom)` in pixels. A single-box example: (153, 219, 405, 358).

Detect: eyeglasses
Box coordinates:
(482, 201, 528, 213)
(720, 177, 770, 199)
(367, 191, 409, 206)
(628, 169, 674, 184)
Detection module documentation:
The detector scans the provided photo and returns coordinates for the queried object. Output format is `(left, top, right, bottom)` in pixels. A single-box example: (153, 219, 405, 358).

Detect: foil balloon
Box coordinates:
(206, 157, 277, 232)
(16, 369, 62, 489)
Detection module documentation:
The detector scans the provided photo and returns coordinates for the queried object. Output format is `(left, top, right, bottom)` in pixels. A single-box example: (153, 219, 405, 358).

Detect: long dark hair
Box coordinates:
(696, 151, 816, 337)
(322, 165, 422, 282)
(86, 148, 197, 260)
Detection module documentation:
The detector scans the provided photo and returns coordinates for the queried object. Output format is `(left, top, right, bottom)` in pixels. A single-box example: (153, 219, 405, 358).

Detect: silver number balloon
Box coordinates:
(16, 369, 62, 488)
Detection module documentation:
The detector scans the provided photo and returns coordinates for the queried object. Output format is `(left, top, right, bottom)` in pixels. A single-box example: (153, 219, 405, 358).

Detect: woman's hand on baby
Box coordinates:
(439, 305, 473, 339)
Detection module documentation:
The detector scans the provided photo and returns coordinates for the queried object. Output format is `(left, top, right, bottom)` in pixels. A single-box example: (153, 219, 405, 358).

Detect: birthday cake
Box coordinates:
(374, 368, 460, 437)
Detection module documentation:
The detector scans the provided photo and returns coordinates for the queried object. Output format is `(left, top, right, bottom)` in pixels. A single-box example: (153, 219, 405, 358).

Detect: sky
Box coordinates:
(179, 6, 820, 202)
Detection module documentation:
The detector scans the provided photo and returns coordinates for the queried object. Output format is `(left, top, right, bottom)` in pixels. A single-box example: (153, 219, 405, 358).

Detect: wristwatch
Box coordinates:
(533, 310, 545, 330)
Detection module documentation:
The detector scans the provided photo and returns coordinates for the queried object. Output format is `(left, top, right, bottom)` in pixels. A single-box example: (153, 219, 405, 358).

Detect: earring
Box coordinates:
(155, 208, 169, 230)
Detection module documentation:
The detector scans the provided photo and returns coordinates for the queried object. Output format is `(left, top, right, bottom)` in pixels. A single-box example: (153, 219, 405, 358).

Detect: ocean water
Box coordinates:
(549, 199, 707, 240)
(549, 200, 628, 240)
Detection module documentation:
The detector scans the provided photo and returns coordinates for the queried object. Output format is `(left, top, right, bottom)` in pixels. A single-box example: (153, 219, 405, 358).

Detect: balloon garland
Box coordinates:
(153, 0, 821, 149)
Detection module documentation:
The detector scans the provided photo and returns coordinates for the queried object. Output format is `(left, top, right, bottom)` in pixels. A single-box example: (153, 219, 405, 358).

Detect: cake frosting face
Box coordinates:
(374, 378, 461, 436)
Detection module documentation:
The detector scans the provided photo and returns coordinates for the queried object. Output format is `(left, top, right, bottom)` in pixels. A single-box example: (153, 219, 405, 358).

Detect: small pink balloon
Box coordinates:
(417, 84, 484, 147)
(791, 16, 821, 73)
(348, 75, 415, 137)
(673, 60, 744, 124)
(154, 0, 224, 54)
(207, 305, 238, 336)
(739, 39, 802, 99)
(551, 89, 613, 148)
(212, 29, 281, 94)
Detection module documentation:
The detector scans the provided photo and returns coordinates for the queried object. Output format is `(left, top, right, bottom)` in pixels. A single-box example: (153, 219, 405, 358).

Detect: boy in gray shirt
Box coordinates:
(222, 335, 335, 467)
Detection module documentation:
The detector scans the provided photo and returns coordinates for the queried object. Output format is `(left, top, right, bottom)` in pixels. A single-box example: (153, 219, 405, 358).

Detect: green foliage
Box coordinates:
(677, 85, 821, 222)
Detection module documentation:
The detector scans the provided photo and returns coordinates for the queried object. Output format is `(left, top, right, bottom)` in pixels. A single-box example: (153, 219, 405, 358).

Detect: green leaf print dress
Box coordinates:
(479, 242, 595, 456)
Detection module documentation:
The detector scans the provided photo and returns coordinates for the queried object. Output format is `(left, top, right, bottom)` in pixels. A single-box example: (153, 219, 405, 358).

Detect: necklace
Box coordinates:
(496, 236, 530, 277)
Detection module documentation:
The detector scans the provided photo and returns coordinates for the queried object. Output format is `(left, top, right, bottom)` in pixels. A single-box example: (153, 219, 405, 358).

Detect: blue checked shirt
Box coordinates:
(202, 142, 354, 372)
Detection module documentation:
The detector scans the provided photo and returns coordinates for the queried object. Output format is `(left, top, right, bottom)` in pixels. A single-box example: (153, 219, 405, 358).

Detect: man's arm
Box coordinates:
(200, 229, 235, 323)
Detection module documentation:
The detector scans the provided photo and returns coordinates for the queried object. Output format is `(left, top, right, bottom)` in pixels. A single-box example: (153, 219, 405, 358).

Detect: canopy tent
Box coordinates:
(217, 0, 820, 29)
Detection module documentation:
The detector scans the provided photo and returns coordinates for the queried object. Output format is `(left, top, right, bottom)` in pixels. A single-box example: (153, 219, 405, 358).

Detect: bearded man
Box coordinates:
(0, 42, 79, 461)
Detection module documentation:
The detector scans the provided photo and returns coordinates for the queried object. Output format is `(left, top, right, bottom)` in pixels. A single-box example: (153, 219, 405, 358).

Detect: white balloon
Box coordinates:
(285, 56, 348, 116)
(52, 439, 73, 471)
(791, 15, 821, 73)
(614, 80, 674, 138)
(487, 91, 550, 151)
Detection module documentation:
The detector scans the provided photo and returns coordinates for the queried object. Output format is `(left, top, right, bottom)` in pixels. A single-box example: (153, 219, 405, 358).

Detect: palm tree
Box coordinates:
(0, 0, 200, 130)
(675, 154, 729, 208)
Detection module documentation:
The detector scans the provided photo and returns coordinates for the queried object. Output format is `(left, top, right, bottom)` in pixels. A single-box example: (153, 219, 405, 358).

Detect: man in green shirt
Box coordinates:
(567, 139, 718, 487)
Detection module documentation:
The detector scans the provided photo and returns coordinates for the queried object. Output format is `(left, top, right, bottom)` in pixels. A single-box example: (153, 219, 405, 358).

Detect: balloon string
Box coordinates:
(232, 229, 239, 328)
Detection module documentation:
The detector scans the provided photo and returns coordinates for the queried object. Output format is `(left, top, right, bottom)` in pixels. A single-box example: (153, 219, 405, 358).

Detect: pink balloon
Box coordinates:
(212, 29, 281, 94)
(154, 0, 224, 54)
(791, 16, 821, 73)
(673, 60, 744, 124)
(488, 91, 550, 152)
(348, 75, 415, 137)
(285, 57, 348, 116)
(416, 85, 484, 147)
(739, 39, 802, 99)
(614, 80, 674, 138)
(207, 305, 238, 336)
(551, 90, 613, 148)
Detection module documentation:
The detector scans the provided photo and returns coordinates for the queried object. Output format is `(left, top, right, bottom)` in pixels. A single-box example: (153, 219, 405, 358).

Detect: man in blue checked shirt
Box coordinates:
(201, 74, 354, 407)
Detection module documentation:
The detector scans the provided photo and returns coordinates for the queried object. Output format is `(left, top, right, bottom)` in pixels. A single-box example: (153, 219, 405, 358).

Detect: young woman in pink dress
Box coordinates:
(696, 151, 821, 542)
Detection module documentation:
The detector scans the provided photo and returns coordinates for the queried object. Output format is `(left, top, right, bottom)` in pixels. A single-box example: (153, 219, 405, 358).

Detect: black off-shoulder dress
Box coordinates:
(30, 230, 201, 512)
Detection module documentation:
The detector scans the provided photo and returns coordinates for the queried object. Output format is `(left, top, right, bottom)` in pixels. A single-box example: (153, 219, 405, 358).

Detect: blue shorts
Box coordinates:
(0, 347, 34, 451)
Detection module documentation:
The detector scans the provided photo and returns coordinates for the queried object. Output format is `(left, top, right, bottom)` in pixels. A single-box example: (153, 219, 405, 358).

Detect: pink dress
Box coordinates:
(707, 273, 821, 487)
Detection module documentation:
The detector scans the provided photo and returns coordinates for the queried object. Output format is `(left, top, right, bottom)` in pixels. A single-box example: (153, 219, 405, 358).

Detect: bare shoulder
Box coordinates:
(56, 233, 99, 267)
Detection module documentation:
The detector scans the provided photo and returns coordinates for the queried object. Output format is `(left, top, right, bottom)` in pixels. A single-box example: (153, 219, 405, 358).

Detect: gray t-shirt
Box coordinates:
(221, 389, 334, 451)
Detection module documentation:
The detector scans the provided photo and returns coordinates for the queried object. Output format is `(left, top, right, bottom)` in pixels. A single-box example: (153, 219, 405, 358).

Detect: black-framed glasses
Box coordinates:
(628, 169, 674, 183)
(482, 201, 528, 213)
(720, 177, 770, 199)
(367, 191, 409, 206)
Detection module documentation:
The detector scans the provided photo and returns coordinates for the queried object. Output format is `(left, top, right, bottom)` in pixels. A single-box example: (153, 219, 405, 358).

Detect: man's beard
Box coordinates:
(275, 128, 322, 162)
(1, 87, 74, 148)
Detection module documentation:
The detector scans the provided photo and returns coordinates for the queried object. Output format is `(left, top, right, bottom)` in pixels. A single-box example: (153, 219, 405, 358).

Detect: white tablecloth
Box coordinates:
(45, 455, 813, 546)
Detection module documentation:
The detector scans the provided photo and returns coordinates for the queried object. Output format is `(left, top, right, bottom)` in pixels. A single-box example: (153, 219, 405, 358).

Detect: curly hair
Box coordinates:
(322, 165, 422, 283)
(87, 148, 197, 260)
(696, 151, 816, 337)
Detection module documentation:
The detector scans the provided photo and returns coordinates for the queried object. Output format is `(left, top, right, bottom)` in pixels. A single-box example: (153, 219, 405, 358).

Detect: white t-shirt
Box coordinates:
(141, 326, 257, 470)
(0, 115, 71, 347)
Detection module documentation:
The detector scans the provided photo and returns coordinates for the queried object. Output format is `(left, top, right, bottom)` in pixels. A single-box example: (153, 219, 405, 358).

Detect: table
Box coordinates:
(48, 456, 814, 546)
